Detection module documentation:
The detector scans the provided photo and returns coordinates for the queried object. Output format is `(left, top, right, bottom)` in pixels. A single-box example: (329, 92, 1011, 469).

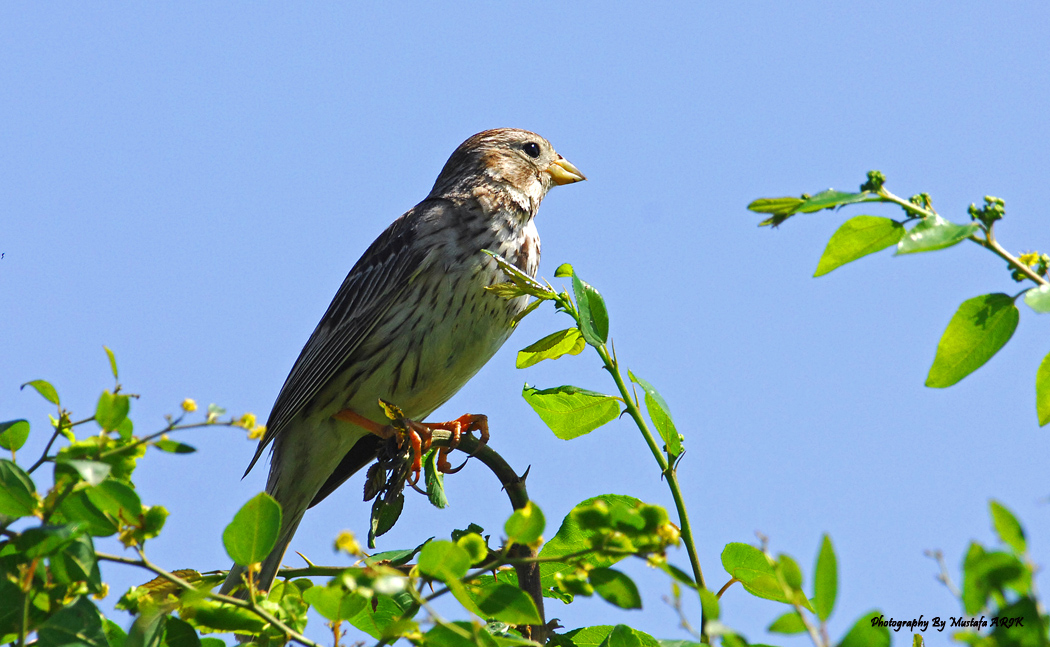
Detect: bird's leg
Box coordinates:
(419, 414, 488, 474)
(332, 408, 433, 485)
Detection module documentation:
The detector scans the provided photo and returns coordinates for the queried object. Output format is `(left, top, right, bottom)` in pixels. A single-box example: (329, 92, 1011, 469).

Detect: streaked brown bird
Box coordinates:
(221, 128, 584, 595)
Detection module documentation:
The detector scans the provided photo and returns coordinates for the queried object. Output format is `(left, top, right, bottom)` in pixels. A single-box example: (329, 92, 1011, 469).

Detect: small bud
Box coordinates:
(236, 413, 257, 430)
(860, 170, 886, 192)
(248, 425, 266, 441)
(181, 398, 197, 413)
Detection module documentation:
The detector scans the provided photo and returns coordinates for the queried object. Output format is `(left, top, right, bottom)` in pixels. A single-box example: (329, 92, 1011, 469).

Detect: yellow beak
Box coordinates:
(547, 156, 586, 185)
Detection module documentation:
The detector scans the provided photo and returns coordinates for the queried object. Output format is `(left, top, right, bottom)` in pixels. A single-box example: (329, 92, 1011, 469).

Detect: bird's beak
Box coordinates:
(547, 156, 586, 185)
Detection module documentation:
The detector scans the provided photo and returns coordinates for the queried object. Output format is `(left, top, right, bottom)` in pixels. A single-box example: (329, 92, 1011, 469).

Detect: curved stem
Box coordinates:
(594, 345, 706, 592)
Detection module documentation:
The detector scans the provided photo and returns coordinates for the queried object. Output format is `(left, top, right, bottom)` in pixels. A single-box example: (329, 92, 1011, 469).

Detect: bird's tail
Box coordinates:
(218, 508, 306, 598)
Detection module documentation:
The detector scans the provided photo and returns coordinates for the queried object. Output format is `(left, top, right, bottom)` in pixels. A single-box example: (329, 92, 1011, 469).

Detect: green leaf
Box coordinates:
(748, 196, 805, 215)
(22, 379, 60, 405)
(720, 543, 786, 603)
(814, 216, 904, 276)
(838, 610, 890, 647)
(368, 492, 404, 547)
(589, 568, 642, 609)
(103, 617, 127, 647)
(558, 626, 659, 647)
(160, 617, 200, 647)
(424, 449, 448, 509)
(897, 215, 979, 255)
(86, 478, 143, 519)
(516, 328, 586, 369)
(768, 611, 806, 634)
(56, 490, 117, 536)
(222, 492, 282, 566)
(961, 542, 1030, 615)
(50, 533, 102, 591)
(95, 390, 131, 432)
(152, 440, 196, 454)
(926, 293, 1019, 388)
(539, 495, 641, 597)
(505, 502, 545, 545)
(778, 553, 803, 590)
(17, 523, 83, 558)
(36, 597, 108, 647)
(418, 540, 471, 581)
(104, 346, 119, 380)
(104, 619, 128, 647)
(628, 372, 681, 457)
(0, 419, 30, 452)
(572, 273, 609, 346)
(347, 591, 415, 639)
(1023, 284, 1050, 313)
(990, 500, 1026, 555)
(555, 263, 574, 278)
(698, 587, 720, 621)
(302, 585, 367, 621)
(798, 189, 874, 213)
(58, 460, 112, 486)
(0, 458, 37, 518)
(178, 600, 266, 634)
(600, 625, 656, 647)
(464, 580, 543, 624)
(456, 533, 488, 565)
(1038, 350, 1050, 427)
(522, 384, 620, 440)
(813, 533, 837, 621)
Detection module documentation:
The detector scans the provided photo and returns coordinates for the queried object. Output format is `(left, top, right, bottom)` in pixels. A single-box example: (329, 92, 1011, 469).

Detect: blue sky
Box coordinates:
(4, 3, 1050, 644)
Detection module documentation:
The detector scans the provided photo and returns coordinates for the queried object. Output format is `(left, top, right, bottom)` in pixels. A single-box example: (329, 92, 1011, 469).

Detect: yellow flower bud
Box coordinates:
(181, 398, 197, 413)
(248, 425, 266, 440)
(335, 530, 362, 555)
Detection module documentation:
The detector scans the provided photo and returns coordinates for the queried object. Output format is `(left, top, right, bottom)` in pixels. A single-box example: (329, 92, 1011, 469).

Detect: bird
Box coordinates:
(220, 128, 585, 596)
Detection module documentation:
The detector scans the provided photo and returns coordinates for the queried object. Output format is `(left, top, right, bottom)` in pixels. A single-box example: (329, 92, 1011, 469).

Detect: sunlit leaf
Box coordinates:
(768, 611, 806, 634)
(1024, 284, 1050, 313)
(897, 215, 979, 255)
(302, 585, 367, 621)
(797, 189, 874, 212)
(222, 492, 282, 566)
(21, 379, 60, 405)
(573, 273, 609, 346)
(104, 346, 119, 380)
(926, 293, 1019, 388)
(813, 534, 837, 621)
(814, 216, 904, 276)
(95, 390, 130, 432)
(838, 610, 890, 647)
(989, 500, 1026, 555)
(0, 419, 30, 451)
(418, 540, 470, 581)
(628, 371, 681, 457)
(0, 458, 37, 518)
(516, 328, 586, 369)
(423, 449, 448, 509)
(1037, 350, 1050, 427)
(152, 440, 196, 454)
(505, 501, 545, 545)
(522, 384, 620, 440)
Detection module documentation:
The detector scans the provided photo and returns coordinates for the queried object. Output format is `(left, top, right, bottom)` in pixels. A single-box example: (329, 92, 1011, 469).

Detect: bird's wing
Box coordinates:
(244, 199, 446, 477)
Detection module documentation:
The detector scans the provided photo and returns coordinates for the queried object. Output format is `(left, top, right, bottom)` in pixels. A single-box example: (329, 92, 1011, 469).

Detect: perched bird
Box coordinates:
(221, 128, 585, 595)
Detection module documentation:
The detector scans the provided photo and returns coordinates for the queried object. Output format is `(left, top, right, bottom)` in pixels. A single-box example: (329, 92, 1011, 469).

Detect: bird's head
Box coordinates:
(430, 128, 585, 215)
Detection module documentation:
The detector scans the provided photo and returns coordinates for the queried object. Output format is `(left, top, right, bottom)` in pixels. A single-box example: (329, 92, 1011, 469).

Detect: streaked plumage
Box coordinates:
(221, 128, 584, 595)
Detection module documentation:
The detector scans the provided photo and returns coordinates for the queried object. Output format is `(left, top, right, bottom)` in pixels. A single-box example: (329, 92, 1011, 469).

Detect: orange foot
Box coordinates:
(332, 409, 488, 484)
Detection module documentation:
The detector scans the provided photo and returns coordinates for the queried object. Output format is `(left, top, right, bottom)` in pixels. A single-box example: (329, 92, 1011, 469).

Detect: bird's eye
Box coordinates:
(522, 142, 541, 158)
